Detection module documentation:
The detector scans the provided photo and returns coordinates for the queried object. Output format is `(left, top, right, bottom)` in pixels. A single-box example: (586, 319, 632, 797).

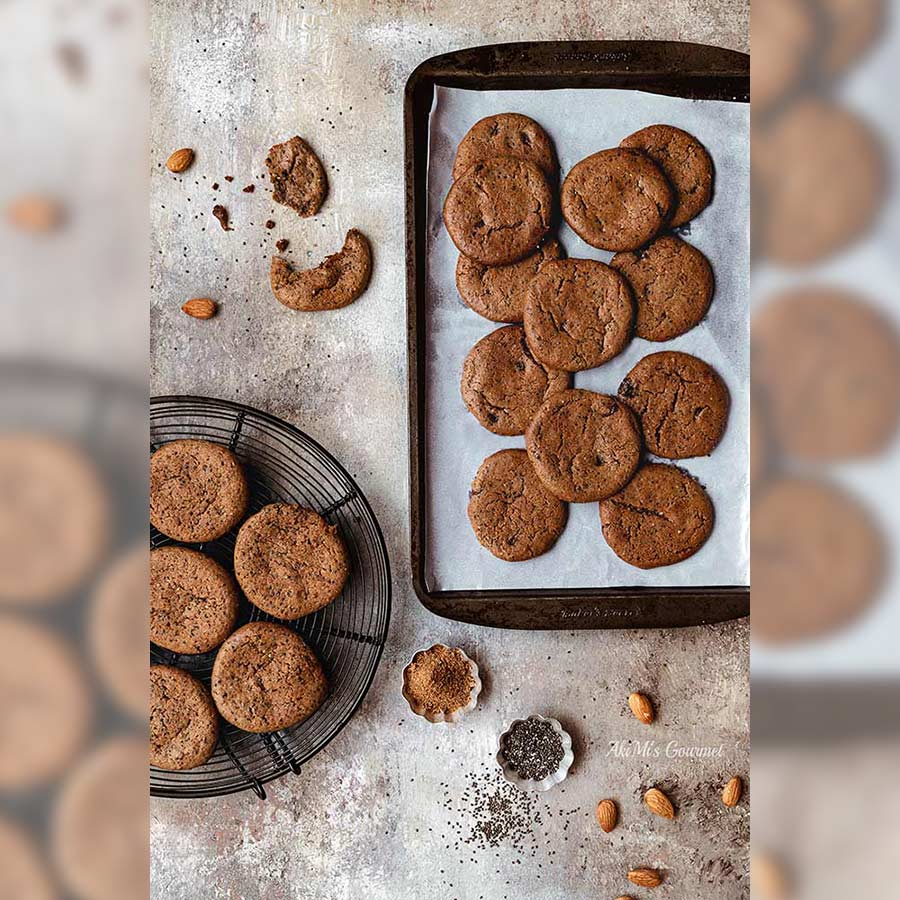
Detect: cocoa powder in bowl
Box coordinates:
(404, 645, 475, 716)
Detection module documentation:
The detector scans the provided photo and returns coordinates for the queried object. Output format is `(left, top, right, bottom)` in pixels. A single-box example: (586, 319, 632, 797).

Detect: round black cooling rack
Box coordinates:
(150, 395, 391, 800)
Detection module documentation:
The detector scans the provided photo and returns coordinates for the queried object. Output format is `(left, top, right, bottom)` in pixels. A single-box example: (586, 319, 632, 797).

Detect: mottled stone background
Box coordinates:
(150, 2, 749, 898)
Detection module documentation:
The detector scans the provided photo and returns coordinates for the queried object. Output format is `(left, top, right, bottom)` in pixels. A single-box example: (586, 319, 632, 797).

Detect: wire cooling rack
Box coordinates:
(150, 395, 391, 800)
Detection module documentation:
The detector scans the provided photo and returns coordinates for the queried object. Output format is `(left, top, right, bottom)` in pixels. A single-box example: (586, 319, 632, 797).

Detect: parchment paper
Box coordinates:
(424, 87, 750, 593)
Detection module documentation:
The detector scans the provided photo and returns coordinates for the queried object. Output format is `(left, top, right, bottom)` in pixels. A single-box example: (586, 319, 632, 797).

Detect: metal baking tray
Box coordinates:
(404, 40, 750, 629)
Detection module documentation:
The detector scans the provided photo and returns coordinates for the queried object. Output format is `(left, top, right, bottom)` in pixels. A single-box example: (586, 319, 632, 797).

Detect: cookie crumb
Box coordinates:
(242, 184, 255, 193)
(275, 238, 289, 252)
(265, 219, 276, 229)
(211, 182, 219, 190)
(224, 175, 234, 182)
(212, 205, 232, 231)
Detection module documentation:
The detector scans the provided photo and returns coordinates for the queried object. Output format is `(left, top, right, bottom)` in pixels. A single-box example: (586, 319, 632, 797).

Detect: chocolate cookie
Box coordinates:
(452, 113, 556, 181)
(523, 258, 634, 372)
(234, 503, 348, 619)
(211, 622, 328, 733)
(526, 389, 642, 502)
(819, 0, 884, 77)
(270, 228, 372, 311)
(0, 817, 54, 900)
(752, 0, 815, 115)
(150, 665, 218, 770)
(600, 463, 714, 568)
(467, 449, 567, 561)
(610, 235, 714, 342)
(461, 325, 569, 435)
(752, 287, 900, 461)
(150, 439, 249, 543)
(752, 477, 883, 643)
(266, 136, 327, 217)
(443, 157, 552, 266)
(150, 546, 240, 654)
(456, 240, 562, 323)
(560, 148, 673, 251)
(619, 351, 730, 459)
(620, 125, 714, 226)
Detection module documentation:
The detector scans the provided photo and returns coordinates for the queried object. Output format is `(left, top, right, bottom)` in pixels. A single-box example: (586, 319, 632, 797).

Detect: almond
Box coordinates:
(722, 775, 743, 807)
(751, 852, 788, 899)
(181, 298, 217, 320)
(595, 799, 617, 833)
(644, 787, 675, 819)
(615, 897, 636, 900)
(7, 195, 63, 232)
(628, 692, 654, 725)
(627, 868, 662, 888)
(166, 147, 194, 173)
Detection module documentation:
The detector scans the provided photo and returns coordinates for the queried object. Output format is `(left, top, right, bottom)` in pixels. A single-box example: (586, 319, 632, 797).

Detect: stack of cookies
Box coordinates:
(445, 113, 730, 570)
(148, 439, 346, 770)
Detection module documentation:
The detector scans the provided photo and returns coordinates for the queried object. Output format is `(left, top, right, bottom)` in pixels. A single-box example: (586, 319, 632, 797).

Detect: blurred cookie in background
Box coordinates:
(816, 0, 885, 78)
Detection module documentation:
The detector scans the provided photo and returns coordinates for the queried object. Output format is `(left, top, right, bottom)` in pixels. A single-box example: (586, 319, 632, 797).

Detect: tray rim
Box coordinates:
(405, 39, 750, 630)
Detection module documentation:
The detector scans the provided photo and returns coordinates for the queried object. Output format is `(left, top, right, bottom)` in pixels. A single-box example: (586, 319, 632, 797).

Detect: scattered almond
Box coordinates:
(181, 298, 217, 320)
(615, 897, 635, 900)
(627, 868, 662, 888)
(628, 692, 654, 725)
(644, 787, 675, 819)
(751, 852, 788, 899)
(7, 195, 64, 232)
(722, 775, 743, 807)
(595, 799, 617, 833)
(166, 148, 194, 173)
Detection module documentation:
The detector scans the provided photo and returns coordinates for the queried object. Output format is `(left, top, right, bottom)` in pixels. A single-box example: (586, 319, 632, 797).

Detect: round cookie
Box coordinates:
(752, 287, 900, 461)
(150, 546, 240, 654)
(266, 135, 327, 218)
(600, 463, 714, 568)
(526, 389, 642, 503)
(0, 434, 109, 605)
(461, 325, 569, 435)
(150, 439, 249, 543)
(523, 258, 634, 372)
(211, 622, 328, 733)
(620, 125, 714, 226)
(752, 477, 883, 643)
(819, 0, 884, 77)
(456, 239, 562, 323)
(150, 665, 219, 770)
(467, 449, 567, 561)
(0, 817, 54, 900)
(619, 351, 730, 459)
(452, 113, 556, 181)
(561, 148, 673, 252)
(610, 235, 714, 341)
(443, 157, 552, 266)
(234, 503, 348, 619)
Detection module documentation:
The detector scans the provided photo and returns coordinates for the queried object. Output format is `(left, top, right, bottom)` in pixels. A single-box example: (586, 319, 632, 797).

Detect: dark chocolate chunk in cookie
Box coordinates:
(265, 136, 327, 218)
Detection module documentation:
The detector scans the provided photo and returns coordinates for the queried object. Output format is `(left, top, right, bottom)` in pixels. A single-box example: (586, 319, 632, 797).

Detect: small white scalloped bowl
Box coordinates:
(401, 644, 482, 723)
(496, 715, 574, 792)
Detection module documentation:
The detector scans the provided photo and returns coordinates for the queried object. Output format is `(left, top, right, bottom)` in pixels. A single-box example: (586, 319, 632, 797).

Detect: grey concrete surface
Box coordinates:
(150, 2, 750, 898)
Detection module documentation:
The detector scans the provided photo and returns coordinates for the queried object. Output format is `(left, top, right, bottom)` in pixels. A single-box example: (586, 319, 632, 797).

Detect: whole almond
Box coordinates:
(644, 787, 675, 819)
(751, 852, 787, 899)
(595, 799, 617, 833)
(615, 897, 636, 900)
(166, 148, 195, 173)
(722, 775, 743, 807)
(627, 868, 662, 888)
(628, 692, 654, 725)
(181, 298, 217, 320)
(7, 195, 63, 232)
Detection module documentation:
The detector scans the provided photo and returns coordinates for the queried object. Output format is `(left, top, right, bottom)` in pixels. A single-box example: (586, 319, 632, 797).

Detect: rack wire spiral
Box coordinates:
(150, 396, 391, 800)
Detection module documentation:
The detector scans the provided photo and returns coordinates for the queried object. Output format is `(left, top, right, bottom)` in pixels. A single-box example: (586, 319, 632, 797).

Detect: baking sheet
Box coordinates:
(424, 86, 750, 593)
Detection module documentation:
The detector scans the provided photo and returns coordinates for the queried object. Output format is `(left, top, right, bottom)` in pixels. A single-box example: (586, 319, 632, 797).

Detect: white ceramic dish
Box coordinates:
(496, 715, 574, 792)
(401, 644, 482, 723)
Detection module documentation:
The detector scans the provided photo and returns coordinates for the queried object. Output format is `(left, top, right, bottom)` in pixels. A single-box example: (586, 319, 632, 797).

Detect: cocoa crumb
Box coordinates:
(242, 184, 255, 193)
(275, 238, 289, 252)
(212, 205, 232, 231)
(224, 175, 234, 182)
(403, 645, 475, 715)
(211, 182, 219, 190)
(265, 219, 276, 229)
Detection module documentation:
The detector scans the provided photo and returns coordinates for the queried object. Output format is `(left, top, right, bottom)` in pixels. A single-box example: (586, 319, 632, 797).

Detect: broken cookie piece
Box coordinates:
(270, 229, 372, 311)
(265, 136, 327, 218)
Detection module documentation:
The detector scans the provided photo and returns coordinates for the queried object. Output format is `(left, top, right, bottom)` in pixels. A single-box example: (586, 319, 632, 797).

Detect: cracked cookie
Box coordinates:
(150, 665, 218, 770)
(265, 136, 327, 217)
(619, 351, 730, 459)
(461, 325, 569, 435)
(610, 235, 714, 342)
(620, 125, 714, 226)
(600, 463, 714, 568)
(211, 622, 328, 733)
(523, 258, 634, 372)
(150, 546, 240, 654)
(561, 148, 673, 251)
(234, 503, 348, 620)
(452, 113, 556, 181)
(270, 228, 372, 311)
(526, 389, 642, 503)
(443, 156, 552, 266)
(468, 449, 567, 561)
(456, 239, 562, 323)
(150, 439, 249, 543)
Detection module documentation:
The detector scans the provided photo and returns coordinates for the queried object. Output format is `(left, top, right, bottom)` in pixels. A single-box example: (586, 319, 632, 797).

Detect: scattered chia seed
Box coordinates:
(501, 718, 564, 782)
